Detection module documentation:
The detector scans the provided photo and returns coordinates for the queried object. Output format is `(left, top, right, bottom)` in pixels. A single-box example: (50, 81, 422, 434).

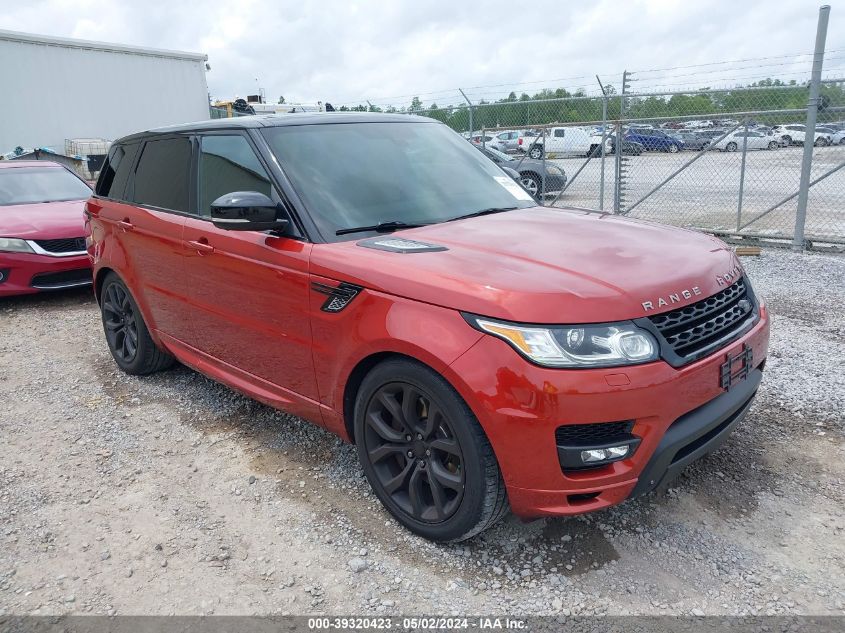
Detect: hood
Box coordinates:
(0, 200, 87, 239)
(310, 207, 743, 323)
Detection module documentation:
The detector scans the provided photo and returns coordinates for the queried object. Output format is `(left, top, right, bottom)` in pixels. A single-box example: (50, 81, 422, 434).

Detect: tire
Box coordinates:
(782, 135, 792, 145)
(667, 143, 679, 153)
(528, 145, 544, 160)
(726, 142, 738, 152)
(100, 272, 175, 375)
(768, 141, 779, 150)
(519, 172, 541, 198)
(814, 137, 828, 147)
(354, 359, 509, 542)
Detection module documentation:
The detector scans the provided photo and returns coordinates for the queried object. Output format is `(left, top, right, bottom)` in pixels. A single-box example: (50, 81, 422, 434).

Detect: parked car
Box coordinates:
(469, 134, 494, 145)
(518, 127, 593, 159)
(476, 146, 566, 197)
(88, 113, 770, 542)
(830, 129, 845, 145)
(593, 135, 645, 156)
(488, 130, 524, 153)
(696, 129, 728, 141)
(624, 128, 684, 153)
(772, 124, 830, 146)
(674, 132, 711, 151)
(0, 160, 92, 296)
(711, 131, 780, 152)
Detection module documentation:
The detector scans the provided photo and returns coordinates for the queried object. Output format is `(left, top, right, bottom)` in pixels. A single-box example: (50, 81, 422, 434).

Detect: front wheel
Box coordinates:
(519, 173, 541, 198)
(667, 143, 679, 153)
(768, 141, 779, 150)
(354, 359, 508, 542)
(528, 145, 544, 160)
(100, 272, 175, 375)
(814, 137, 828, 147)
(781, 135, 792, 145)
(726, 142, 738, 152)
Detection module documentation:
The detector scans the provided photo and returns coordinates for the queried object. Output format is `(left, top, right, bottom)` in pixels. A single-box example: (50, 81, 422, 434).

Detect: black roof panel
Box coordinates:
(116, 112, 438, 144)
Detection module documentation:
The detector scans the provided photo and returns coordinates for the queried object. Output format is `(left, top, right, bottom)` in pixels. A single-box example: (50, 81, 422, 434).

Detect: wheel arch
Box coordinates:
(342, 351, 462, 444)
(93, 266, 116, 304)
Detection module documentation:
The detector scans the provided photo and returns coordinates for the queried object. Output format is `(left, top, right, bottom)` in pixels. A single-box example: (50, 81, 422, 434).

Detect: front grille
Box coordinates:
(34, 237, 86, 254)
(648, 279, 755, 361)
(31, 268, 91, 289)
(555, 421, 634, 446)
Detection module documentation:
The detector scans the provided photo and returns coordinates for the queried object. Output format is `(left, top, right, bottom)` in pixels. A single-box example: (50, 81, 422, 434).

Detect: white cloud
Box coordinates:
(1, 0, 843, 109)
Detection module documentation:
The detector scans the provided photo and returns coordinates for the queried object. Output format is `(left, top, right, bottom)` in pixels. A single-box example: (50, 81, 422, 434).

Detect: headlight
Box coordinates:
(0, 238, 34, 253)
(465, 315, 659, 368)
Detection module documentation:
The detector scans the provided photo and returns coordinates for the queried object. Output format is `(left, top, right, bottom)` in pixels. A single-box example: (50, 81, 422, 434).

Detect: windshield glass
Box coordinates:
(261, 120, 534, 241)
(0, 167, 91, 206)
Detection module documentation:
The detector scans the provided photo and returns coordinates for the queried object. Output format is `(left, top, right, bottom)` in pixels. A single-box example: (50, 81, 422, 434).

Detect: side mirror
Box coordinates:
(210, 191, 289, 232)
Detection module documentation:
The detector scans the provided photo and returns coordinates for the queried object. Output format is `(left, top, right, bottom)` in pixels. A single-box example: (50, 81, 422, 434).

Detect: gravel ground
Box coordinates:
(0, 249, 843, 617)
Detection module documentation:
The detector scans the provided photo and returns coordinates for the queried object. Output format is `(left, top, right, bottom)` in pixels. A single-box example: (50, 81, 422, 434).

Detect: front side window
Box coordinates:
(198, 135, 272, 216)
(131, 137, 191, 212)
(261, 121, 535, 241)
(0, 167, 91, 206)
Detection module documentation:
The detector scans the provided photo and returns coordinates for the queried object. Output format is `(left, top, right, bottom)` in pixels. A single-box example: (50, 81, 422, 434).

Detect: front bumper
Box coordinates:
(0, 251, 91, 297)
(448, 305, 770, 518)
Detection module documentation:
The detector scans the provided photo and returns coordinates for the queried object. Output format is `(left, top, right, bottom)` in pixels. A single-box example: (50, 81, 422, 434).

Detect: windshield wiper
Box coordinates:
(335, 220, 428, 236)
(447, 206, 518, 222)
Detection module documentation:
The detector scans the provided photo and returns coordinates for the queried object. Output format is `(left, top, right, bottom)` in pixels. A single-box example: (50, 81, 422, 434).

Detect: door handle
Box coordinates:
(187, 239, 214, 254)
(118, 219, 134, 232)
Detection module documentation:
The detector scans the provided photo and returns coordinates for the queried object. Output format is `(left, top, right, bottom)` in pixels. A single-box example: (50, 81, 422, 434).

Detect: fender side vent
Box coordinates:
(311, 281, 362, 312)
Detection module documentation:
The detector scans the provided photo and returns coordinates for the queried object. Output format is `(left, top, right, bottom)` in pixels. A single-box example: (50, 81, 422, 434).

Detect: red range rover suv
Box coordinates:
(87, 114, 769, 541)
(0, 161, 92, 296)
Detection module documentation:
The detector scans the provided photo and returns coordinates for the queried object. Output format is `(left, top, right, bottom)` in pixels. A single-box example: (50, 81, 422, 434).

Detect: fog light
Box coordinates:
(580, 445, 630, 464)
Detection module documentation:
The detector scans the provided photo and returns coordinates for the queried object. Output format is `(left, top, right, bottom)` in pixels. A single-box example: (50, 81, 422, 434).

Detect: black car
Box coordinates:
(477, 146, 567, 197)
(603, 136, 644, 156)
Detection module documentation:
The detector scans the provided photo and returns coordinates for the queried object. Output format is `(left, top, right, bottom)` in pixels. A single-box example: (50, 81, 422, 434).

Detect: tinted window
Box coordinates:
(0, 167, 91, 206)
(262, 122, 534, 242)
(198, 135, 272, 216)
(131, 138, 191, 212)
(96, 143, 140, 200)
(554, 129, 565, 138)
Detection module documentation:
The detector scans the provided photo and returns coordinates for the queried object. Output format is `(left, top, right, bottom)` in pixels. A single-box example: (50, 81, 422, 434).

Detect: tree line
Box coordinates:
(335, 78, 844, 131)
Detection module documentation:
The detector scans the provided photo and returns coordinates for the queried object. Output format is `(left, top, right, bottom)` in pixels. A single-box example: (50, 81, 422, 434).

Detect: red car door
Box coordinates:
(93, 138, 192, 342)
(180, 133, 320, 422)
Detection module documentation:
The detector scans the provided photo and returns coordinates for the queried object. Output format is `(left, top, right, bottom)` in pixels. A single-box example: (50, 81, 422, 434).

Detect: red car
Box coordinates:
(87, 114, 770, 542)
(0, 161, 92, 296)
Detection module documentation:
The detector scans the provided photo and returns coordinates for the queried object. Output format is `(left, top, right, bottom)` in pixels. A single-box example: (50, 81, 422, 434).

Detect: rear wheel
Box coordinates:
(354, 359, 508, 542)
(768, 140, 779, 150)
(100, 272, 174, 375)
(667, 143, 679, 153)
(781, 135, 792, 145)
(814, 136, 828, 147)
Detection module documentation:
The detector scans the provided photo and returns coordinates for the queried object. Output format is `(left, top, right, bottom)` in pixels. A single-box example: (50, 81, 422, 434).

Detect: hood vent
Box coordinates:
(357, 237, 447, 253)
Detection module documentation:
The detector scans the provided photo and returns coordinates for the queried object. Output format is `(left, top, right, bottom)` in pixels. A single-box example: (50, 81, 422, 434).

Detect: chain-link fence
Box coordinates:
(206, 7, 843, 247)
(390, 76, 845, 247)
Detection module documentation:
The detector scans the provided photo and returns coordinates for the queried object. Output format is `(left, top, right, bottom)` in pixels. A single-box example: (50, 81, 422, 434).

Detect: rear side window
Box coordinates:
(131, 138, 191, 212)
(96, 143, 140, 200)
(554, 129, 565, 138)
(198, 135, 272, 215)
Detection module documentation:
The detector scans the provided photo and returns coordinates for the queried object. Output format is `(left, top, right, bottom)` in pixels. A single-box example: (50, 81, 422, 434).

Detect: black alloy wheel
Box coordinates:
(103, 282, 138, 363)
(362, 382, 465, 523)
(99, 272, 174, 375)
(354, 359, 508, 541)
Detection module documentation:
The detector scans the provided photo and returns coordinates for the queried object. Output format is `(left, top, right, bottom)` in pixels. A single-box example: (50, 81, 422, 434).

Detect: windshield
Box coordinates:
(0, 167, 91, 206)
(261, 121, 535, 241)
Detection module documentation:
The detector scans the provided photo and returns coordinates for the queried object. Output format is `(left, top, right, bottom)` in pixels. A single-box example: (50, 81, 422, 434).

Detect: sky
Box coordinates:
(1, 0, 844, 109)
